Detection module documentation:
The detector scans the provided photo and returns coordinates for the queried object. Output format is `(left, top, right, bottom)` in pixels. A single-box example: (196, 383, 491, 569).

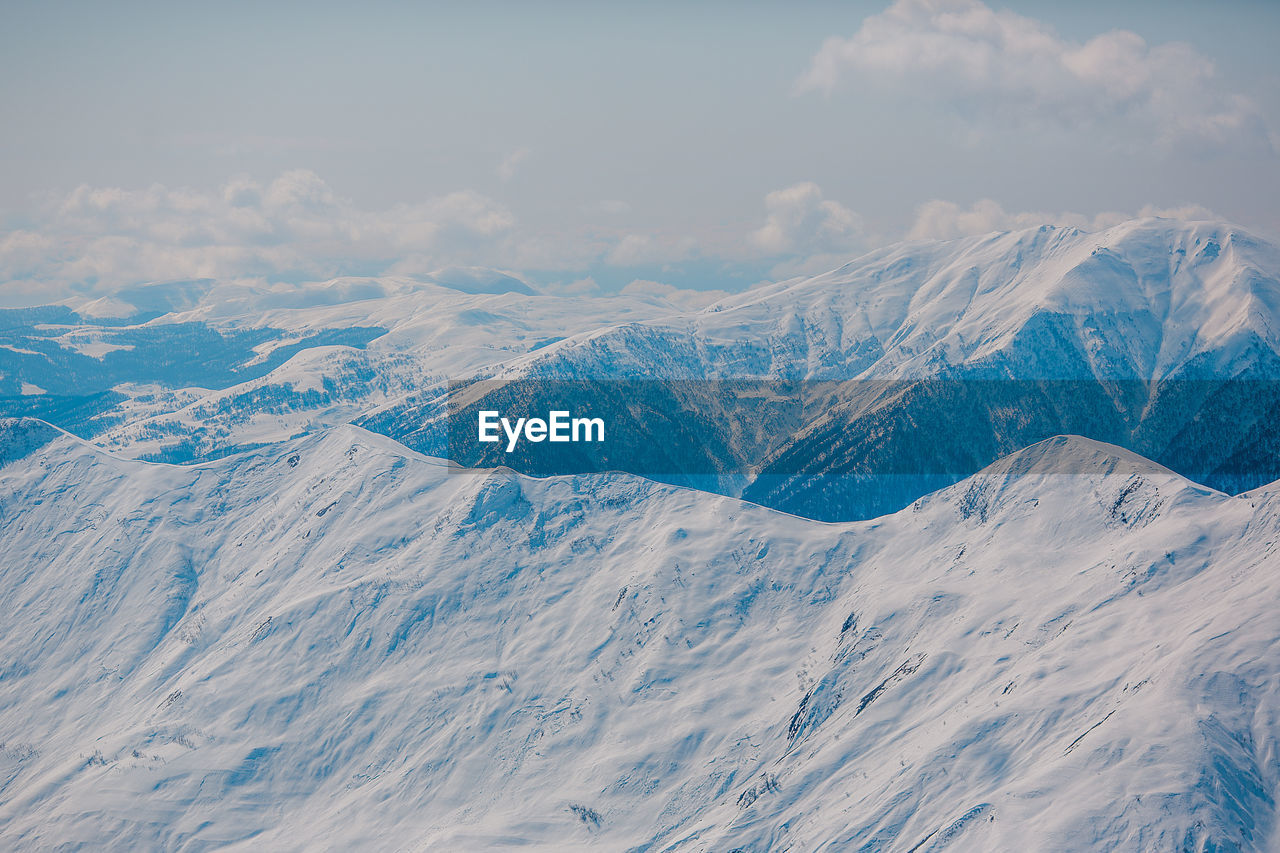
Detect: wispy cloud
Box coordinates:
(0, 171, 527, 295)
(605, 233, 698, 266)
(620, 278, 729, 310)
(0, 168, 1236, 304)
(796, 0, 1275, 153)
(496, 148, 532, 181)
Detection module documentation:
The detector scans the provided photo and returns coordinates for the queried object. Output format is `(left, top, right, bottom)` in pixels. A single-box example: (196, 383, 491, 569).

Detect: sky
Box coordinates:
(2, 0, 1279, 303)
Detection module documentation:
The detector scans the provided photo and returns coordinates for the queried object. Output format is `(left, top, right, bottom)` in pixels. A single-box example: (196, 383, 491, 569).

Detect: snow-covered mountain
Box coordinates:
(1, 417, 1277, 850)
(3, 217, 1279, 848)
(4, 219, 1277, 520)
(366, 218, 1280, 518)
(0, 272, 687, 462)
(487, 218, 1280, 381)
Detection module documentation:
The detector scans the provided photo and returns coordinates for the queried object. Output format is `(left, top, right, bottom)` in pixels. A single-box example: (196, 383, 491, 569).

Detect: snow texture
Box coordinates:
(1, 421, 1277, 850)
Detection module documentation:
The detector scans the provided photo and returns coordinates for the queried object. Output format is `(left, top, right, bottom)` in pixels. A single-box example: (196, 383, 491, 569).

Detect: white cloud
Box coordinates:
(619, 279, 729, 310)
(605, 233, 697, 266)
(0, 166, 1237, 305)
(496, 148, 532, 181)
(751, 182, 864, 256)
(907, 197, 1219, 241)
(0, 171, 522, 296)
(0, 170, 733, 300)
(796, 0, 1273, 152)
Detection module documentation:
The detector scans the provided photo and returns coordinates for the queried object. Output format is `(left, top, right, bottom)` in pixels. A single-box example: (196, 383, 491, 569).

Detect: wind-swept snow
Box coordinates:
(1, 420, 1276, 850)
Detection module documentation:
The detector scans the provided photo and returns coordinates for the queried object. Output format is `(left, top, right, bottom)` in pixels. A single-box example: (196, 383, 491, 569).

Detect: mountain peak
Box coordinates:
(980, 434, 1184, 481)
(926, 434, 1212, 528)
(418, 265, 537, 296)
(0, 418, 67, 468)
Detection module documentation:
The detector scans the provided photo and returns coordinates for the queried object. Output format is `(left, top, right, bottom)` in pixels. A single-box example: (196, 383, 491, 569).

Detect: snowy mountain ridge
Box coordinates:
(2, 416, 1278, 850)
(521, 218, 1280, 381)
(4, 216, 1276, 524)
(341, 221, 1280, 520)
(4, 217, 1277, 502)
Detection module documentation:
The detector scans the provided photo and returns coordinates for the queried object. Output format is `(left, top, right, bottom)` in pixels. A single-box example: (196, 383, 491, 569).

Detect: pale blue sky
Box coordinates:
(2, 0, 1279, 299)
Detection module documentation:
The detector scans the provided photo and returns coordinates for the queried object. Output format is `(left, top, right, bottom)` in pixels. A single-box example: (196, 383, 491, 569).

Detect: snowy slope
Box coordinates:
(402, 219, 1280, 518)
(5, 218, 1279, 515)
(2, 419, 1277, 850)
(0, 275, 685, 462)
(531, 218, 1280, 381)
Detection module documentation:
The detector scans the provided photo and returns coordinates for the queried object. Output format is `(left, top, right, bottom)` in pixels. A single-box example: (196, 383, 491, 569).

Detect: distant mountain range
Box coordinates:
(7, 217, 1273, 519)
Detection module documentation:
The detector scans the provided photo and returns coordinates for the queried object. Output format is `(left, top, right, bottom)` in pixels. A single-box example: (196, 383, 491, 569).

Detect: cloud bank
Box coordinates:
(0, 171, 723, 302)
(797, 0, 1274, 153)
(0, 169, 1233, 305)
(0, 171, 520, 298)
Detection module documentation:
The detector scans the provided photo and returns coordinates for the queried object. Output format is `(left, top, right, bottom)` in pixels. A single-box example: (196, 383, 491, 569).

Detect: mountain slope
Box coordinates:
(496, 218, 1280, 382)
(0, 276, 686, 462)
(1, 420, 1277, 850)
(4, 217, 1279, 521)
(393, 218, 1280, 518)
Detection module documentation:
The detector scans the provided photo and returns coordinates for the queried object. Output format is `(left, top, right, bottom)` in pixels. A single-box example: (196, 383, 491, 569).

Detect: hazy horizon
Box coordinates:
(4, 0, 1279, 303)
